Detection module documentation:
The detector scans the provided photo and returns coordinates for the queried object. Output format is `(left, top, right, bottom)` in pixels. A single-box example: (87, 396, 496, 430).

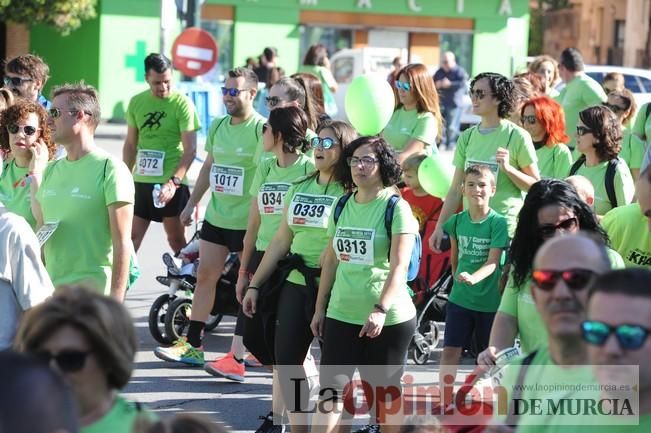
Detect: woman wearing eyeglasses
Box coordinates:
(520, 95, 573, 179)
(477, 179, 624, 367)
(605, 89, 645, 182)
(430, 72, 539, 248)
(15, 286, 153, 433)
(382, 63, 443, 165)
(572, 105, 634, 216)
(241, 120, 356, 433)
(0, 99, 56, 229)
(311, 136, 418, 433)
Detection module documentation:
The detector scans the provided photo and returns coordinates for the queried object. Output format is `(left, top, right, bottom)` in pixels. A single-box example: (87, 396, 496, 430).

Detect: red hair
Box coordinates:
(521, 95, 569, 146)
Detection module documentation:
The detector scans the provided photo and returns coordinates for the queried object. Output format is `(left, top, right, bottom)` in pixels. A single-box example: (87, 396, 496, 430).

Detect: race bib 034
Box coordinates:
(258, 182, 291, 215)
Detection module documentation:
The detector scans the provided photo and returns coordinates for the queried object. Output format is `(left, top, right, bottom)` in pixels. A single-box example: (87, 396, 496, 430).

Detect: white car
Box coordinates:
(584, 65, 651, 107)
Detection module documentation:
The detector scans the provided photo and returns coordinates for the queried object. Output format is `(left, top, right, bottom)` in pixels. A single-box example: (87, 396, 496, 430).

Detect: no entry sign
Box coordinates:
(171, 27, 218, 77)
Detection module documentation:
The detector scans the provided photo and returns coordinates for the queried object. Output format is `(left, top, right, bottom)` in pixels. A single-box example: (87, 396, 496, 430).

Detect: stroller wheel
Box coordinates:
(411, 345, 430, 365)
(148, 294, 173, 344)
(204, 314, 224, 332)
(164, 298, 193, 342)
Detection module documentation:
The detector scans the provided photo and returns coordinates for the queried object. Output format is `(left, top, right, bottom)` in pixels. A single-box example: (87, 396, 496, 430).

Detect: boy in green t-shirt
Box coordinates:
(440, 165, 509, 404)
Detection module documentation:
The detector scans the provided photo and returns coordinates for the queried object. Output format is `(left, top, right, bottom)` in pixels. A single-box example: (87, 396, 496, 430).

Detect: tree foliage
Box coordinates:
(0, 0, 97, 35)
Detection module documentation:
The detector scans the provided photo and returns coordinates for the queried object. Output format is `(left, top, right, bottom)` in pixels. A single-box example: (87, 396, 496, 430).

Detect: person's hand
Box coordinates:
(428, 226, 444, 253)
(477, 346, 498, 368)
(235, 273, 249, 304)
(242, 288, 258, 318)
(439, 77, 452, 88)
(179, 202, 194, 226)
(158, 181, 176, 205)
(495, 147, 512, 173)
(29, 137, 49, 175)
(457, 272, 475, 285)
(359, 311, 387, 338)
(311, 309, 326, 340)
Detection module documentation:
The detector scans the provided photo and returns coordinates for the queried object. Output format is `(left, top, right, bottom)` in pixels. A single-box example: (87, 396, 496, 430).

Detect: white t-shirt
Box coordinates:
(0, 207, 54, 349)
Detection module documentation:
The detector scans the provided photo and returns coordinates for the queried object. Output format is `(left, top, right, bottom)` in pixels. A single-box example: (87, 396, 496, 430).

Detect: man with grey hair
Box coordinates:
(433, 51, 467, 150)
(30, 82, 135, 302)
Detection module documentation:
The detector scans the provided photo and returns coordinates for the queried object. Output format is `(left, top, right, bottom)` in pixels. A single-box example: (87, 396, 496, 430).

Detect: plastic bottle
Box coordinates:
(152, 184, 165, 208)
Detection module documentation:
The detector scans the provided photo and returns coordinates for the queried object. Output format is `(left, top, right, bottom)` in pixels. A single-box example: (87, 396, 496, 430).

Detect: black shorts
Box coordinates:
(134, 182, 190, 223)
(443, 301, 495, 349)
(199, 220, 246, 252)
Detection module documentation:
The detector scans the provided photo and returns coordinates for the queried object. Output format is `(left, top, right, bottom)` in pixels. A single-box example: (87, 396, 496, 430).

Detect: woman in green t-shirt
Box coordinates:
(382, 63, 443, 164)
(477, 179, 613, 366)
(520, 95, 573, 179)
(606, 89, 645, 181)
(311, 136, 418, 433)
(242, 120, 357, 433)
(298, 43, 338, 118)
(15, 287, 153, 433)
(0, 100, 57, 229)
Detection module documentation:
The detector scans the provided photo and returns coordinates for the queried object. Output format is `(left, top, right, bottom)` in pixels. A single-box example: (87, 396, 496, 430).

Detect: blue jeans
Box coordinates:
(442, 105, 461, 149)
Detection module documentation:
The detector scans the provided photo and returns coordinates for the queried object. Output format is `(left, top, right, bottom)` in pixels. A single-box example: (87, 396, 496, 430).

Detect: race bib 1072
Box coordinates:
(333, 227, 375, 265)
(288, 193, 336, 228)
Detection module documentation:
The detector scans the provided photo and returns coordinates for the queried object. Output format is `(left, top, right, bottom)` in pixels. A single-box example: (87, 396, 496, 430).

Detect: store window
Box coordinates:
(439, 33, 473, 73)
(299, 26, 352, 64)
(200, 20, 234, 83)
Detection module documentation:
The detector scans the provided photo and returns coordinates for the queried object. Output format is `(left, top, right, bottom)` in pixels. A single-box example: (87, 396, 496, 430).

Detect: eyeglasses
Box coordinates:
(582, 320, 650, 350)
(531, 268, 596, 291)
(3, 76, 32, 87)
(221, 87, 250, 97)
(521, 115, 538, 125)
(311, 136, 338, 150)
(394, 80, 411, 92)
(539, 216, 578, 238)
(576, 126, 593, 136)
(265, 96, 283, 107)
(7, 124, 40, 136)
(34, 349, 91, 373)
(48, 108, 89, 119)
(347, 156, 378, 168)
(603, 103, 627, 114)
(470, 89, 492, 100)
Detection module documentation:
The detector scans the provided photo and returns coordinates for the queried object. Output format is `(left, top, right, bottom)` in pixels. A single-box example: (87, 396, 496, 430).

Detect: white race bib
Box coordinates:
(210, 163, 244, 196)
(288, 193, 336, 228)
(136, 150, 165, 177)
(258, 182, 291, 215)
(333, 227, 375, 265)
(465, 158, 499, 182)
(36, 221, 59, 246)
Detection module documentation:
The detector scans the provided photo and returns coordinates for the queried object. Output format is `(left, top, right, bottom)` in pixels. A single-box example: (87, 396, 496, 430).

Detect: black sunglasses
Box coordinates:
(521, 115, 537, 125)
(3, 76, 32, 87)
(582, 320, 650, 350)
(470, 89, 492, 100)
(539, 216, 578, 238)
(265, 96, 282, 107)
(34, 349, 91, 373)
(311, 136, 337, 150)
(532, 268, 596, 291)
(7, 124, 40, 136)
(576, 126, 593, 136)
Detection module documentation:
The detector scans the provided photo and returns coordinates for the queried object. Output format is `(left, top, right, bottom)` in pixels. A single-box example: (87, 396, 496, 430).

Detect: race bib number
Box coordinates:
(333, 227, 375, 266)
(258, 183, 291, 215)
(36, 221, 59, 246)
(210, 164, 244, 196)
(288, 193, 336, 228)
(137, 150, 165, 176)
(465, 158, 499, 182)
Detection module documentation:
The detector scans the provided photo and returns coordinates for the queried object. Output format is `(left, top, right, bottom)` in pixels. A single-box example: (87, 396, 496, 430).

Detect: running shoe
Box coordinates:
(162, 252, 180, 275)
(154, 337, 204, 366)
(254, 411, 286, 433)
(204, 351, 245, 382)
(244, 354, 263, 368)
(352, 425, 380, 433)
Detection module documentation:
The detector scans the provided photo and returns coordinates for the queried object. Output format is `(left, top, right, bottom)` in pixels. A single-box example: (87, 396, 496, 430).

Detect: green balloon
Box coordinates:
(418, 154, 453, 198)
(345, 75, 395, 135)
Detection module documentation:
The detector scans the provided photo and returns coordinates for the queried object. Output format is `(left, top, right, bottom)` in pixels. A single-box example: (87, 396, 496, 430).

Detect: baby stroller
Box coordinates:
(148, 231, 241, 345)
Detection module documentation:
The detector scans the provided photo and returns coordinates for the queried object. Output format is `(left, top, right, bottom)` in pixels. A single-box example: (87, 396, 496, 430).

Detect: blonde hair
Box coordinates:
(397, 63, 443, 142)
(528, 55, 560, 89)
(402, 152, 428, 172)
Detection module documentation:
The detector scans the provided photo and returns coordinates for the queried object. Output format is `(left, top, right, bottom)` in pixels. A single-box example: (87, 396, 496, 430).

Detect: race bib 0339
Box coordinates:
(136, 149, 165, 176)
(333, 227, 375, 265)
(288, 193, 336, 228)
(258, 182, 291, 215)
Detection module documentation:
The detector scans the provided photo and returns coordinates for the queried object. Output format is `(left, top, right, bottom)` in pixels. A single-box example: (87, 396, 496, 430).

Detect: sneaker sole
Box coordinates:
(204, 363, 245, 382)
(154, 349, 204, 366)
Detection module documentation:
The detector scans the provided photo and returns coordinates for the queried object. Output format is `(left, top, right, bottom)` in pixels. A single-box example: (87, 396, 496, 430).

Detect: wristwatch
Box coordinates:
(170, 176, 182, 188)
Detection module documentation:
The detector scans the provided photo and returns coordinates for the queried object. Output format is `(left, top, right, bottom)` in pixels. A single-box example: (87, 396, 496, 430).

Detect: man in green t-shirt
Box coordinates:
(123, 53, 200, 255)
(33, 83, 134, 301)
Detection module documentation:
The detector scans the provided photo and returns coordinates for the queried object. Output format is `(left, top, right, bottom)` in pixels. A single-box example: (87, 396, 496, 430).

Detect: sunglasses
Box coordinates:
(3, 76, 32, 87)
(576, 126, 593, 136)
(521, 115, 537, 125)
(34, 349, 91, 373)
(347, 156, 378, 168)
(311, 136, 338, 150)
(221, 87, 250, 97)
(603, 103, 627, 114)
(470, 89, 492, 100)
(539, 216, 578, 238)
(532, 268, 596, 291)
(7, 124, 40, 136)
(265, 96, 282, 107)
(394, 80, 411, 92)
(582, 320, 650, 350)
(48, 108, 87, 119)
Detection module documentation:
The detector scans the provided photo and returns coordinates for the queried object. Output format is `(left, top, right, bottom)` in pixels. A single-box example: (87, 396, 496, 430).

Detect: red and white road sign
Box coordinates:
(171, 27, 218, 77)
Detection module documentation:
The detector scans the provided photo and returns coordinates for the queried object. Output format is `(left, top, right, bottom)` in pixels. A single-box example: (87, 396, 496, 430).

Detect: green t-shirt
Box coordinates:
(382, 107, 439, 152)
(536, 143, 573, 179)
(0, 159, 37, 229)
(326, 189, 418, 326)
(619, 132, 646, 171)
(205, 113, 266, 230)
(126, 90, 201, 184)
(250, 153, 315, 251)
(603, 203, 651, 268)
(285, 175, 345, 285)
(81, 396, 152, 433)
(36, 150, 135, 294)
(632, 102, 651, 145)
(442, 209, 509, 312)
(555, 74, 607, 153)
(572, 159, 635, 215)
(453, 120, 537, 235)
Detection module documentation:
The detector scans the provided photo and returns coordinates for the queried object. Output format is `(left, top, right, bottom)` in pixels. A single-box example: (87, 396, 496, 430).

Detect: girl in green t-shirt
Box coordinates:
(382, 63, 443, 165)
(242, 120, 357, 432)
(606, 89, 645, 181)
(298, 43, 338, 118)
(520, 95, 573, 179)
(0, 100, 57, 229)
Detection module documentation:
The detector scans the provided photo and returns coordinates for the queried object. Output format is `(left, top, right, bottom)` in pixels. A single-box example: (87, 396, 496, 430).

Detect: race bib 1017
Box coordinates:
(210, 163, 244, 196)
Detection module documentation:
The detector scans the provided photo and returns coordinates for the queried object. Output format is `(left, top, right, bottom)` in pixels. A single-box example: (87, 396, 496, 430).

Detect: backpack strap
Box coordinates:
(569, 155, 586, 176)
(605, 158, 619, 210)
(332, 192, 353, 226)
(506, 350, 538, 428)
(384, 194, 401, 260)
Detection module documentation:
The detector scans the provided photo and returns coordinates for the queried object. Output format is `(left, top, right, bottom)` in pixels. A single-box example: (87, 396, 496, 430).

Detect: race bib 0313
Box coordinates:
(288, 193, 336, 228)
(136, 149, 165, 177)
(333, 227, 375, 265)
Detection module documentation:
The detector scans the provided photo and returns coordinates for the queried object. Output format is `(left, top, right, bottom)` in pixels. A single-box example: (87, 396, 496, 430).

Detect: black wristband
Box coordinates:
(246, 286, 259, 292)
(373, 303, 388, 314)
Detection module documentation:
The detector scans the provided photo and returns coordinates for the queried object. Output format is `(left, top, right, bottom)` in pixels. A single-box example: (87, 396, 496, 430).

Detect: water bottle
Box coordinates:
(152, 184, 165, 208)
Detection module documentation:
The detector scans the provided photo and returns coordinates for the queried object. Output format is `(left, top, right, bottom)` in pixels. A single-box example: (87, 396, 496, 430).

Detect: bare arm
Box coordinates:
(429, 167, 464, 251)
(30, 174, 44, 228)
(188, 153, 213, 208)
(450, 236, 458, 275)
(108, 202, 133, 302)
(172, 130, 197, 180)
(240, 198, 261, 274)
(460, 247, 502, 285)
(496, 146, 540, 191)
(397, 139, 428, 166)
(376, 233, 414, 309)
(122, 126, 139, 171)
(29, 138, 50, 228)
